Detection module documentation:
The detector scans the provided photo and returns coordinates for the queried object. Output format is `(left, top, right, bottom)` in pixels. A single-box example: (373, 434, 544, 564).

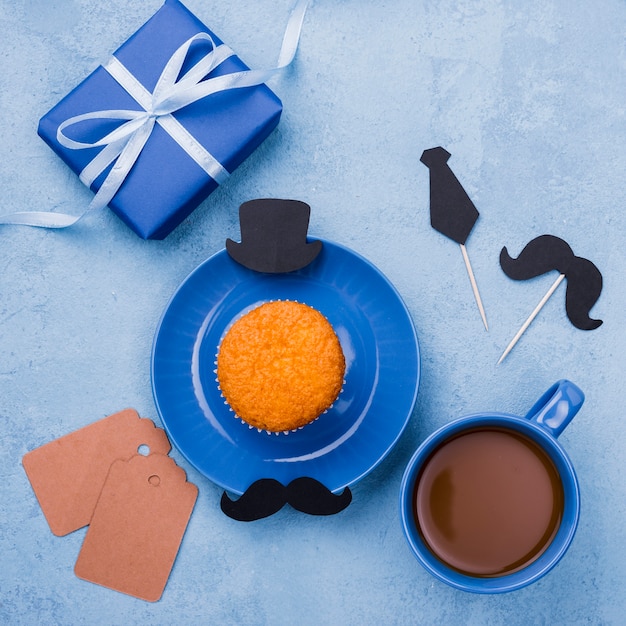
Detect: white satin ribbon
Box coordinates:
(1, 0, 309, 230)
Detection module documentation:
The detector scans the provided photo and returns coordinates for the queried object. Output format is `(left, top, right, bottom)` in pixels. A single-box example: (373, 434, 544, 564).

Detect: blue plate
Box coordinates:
(151, 239, 420, 495)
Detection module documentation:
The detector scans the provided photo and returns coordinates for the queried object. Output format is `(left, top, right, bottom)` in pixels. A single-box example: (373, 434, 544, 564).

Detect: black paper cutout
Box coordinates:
(500, 234, 603, 330)
(420, 146, 479, 245)
(221, 477, 352, 521)
(226, 199, 322, 273)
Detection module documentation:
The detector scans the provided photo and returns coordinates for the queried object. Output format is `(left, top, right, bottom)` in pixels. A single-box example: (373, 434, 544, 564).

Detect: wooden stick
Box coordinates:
(460, 243, 488, 331)
(497, 273, 566, 365)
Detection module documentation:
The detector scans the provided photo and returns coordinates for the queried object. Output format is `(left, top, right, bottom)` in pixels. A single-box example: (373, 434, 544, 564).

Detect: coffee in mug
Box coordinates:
(399, 380, 584, 593)
(414, 426, 563, 577)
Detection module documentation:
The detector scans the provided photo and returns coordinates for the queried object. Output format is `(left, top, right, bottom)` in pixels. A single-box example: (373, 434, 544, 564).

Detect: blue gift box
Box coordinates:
(38, 0, 283, 239)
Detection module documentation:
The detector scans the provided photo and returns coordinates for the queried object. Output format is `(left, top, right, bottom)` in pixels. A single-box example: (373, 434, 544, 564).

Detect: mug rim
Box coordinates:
(399, 413, 580, 593)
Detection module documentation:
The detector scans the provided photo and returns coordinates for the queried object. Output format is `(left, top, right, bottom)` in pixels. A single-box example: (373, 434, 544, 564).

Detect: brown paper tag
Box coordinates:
(22, 409, 171, 536)
(74, 453, 198, 602)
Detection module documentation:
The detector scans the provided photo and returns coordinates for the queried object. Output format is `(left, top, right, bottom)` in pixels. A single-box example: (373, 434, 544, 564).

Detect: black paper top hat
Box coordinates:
(226, 199, 322, 273)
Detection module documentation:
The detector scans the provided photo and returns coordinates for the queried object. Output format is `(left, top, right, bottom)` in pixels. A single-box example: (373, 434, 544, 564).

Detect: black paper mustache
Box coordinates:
(500, 234, 603, 330)
(221, 478, 352, 521)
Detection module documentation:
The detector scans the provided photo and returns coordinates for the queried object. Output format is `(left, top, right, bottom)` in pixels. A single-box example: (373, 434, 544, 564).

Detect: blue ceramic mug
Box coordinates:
(399, 380, 584, 593)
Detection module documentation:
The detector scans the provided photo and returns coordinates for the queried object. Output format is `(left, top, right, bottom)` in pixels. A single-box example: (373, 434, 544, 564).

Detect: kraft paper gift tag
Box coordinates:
(74, 453, 198, 602)
(22, 408, 171, 536)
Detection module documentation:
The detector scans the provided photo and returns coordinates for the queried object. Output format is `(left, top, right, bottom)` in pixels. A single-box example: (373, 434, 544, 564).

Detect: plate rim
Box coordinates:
(151, 237, 421, 493)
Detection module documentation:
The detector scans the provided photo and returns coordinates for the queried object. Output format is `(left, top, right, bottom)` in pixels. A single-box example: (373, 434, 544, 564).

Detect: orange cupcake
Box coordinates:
(216, 300, 345, 433)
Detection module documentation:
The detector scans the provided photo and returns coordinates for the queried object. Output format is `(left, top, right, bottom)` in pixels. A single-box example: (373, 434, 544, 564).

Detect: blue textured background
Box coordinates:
(1, 0, 625, 624)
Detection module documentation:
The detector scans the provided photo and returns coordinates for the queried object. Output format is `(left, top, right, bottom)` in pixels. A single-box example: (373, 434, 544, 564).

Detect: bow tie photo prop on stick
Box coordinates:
(497, 234, 603, 364)
(420, 147, 489, 330)
(0, 0, 310, 239)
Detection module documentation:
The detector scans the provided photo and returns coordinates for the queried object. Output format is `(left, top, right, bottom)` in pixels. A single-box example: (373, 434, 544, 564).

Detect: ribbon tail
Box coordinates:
(0, 210, 84, 229)
(155, 0, 311, 111)
(0, 120, 154, 231)
(276, 0, 310, 68)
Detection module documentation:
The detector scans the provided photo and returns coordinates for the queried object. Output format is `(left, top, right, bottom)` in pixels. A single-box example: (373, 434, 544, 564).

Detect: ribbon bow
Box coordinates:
(1, 0, 309, 229)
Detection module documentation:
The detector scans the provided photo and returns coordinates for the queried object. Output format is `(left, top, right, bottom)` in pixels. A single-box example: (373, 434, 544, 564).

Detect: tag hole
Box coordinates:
(138, 444, 150, 456)
(148, 475, 161, 486)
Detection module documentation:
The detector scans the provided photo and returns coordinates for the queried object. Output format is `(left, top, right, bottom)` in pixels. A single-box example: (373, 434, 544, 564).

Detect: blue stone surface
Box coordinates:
(1, 1, 625, 623)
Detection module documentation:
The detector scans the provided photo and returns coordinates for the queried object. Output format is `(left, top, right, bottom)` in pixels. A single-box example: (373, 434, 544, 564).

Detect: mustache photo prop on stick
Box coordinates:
(420, 146, 488, 330)
(498, 234, 603, 364)
(221, 478, 352, 521)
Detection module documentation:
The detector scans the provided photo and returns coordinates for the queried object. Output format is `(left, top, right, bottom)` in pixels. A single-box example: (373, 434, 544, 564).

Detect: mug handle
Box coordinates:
(523, 379, 585, 438)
